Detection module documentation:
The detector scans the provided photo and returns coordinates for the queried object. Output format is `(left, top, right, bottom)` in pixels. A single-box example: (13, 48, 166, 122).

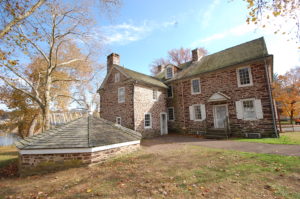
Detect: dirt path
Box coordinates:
(141, 135, 300, 156)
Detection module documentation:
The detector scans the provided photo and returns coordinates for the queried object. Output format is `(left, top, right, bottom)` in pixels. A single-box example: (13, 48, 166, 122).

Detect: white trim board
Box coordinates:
(19, 140, 140, 155)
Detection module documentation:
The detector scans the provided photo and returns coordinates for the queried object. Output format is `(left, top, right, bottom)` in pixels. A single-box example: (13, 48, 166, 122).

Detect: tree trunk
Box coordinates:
(28, 114, 38, 137)
(42, 76, 52, 131)
(290, 109, 294, 124)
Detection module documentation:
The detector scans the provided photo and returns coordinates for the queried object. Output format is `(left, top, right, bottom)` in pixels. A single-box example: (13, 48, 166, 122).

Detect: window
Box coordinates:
(242, 100, 256, 119)
(116, 117, 121, 125)
(237, 67, 253, 87)
(191, 79, 201, 94)
(193, 105, 202, 120)
(166, 67, 173, 79)
(167, 86, 173, 98)
(168, 107, 175, 121)
(115, 73, 120, 82)
(153, 89, 158, 101)
(144, 113, 152, 128)
(118, 87, 125, 103)
(236, 99, 264, 120)
(189, 104, 206, 121)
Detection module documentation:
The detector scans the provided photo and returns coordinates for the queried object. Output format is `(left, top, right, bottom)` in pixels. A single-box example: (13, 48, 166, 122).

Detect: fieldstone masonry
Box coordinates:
(19, 144, 140, 175)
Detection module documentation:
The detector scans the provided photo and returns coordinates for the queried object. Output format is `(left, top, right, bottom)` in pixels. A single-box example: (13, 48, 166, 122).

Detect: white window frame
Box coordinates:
(118, 87, 125, 103)
(237, 66, 253, 87)
(144, 113, 152, 129)
(152, 89, 158, 101)
(191, 78, 201, 95)
(193, 104, 202, 121)
(167, 107, 175, 121)
(116, 117, 121, 125)
(167, 85, 173, 98)
(115, 72, 120, 83)
(165, 66, 174, 79)
(241, 98, 256, 120)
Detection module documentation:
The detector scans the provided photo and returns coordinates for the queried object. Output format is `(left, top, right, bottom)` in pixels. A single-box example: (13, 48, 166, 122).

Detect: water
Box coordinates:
(0, 133, 19, 146)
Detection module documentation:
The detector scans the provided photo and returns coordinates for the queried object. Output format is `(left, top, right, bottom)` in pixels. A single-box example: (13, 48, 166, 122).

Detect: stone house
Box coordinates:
(99, 37, 278, 138)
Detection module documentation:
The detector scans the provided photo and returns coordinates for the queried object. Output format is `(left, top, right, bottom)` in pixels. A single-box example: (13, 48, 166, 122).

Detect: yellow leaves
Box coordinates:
(86, 189, 92, 193)
(273, 11, 281, 17)
(8, 60, 17, 66)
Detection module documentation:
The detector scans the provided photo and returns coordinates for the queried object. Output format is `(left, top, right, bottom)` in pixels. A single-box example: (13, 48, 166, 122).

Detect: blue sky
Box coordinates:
(95, 0, 300, 76)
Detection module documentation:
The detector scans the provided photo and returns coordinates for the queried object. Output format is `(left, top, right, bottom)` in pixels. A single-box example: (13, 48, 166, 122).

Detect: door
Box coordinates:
(213, 105, 228, 128)
(160, 113, 168, 135)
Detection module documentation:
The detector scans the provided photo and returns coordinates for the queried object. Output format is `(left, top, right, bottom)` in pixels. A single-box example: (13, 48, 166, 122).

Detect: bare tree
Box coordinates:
(0, 0, 118, 131)
(150, 47, 207, 75)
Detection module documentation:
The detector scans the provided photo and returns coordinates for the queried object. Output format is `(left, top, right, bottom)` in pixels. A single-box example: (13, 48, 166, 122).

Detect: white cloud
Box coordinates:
(191, 23, 256, 47)
(202, 0, 220, 28)
(91, 19, 178, 45)
(266, 37, 300, 74)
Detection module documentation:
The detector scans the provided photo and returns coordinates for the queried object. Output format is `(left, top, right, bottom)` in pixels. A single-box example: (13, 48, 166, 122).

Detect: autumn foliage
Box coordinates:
(273, 67, 300, 123)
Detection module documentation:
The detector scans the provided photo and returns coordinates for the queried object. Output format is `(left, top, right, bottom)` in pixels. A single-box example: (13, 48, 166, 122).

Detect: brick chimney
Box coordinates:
(107, 53, 120, 72)
(192, 48, 204, 62)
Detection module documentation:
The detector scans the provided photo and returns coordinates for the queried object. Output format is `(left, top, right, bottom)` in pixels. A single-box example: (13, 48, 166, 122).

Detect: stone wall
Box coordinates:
(167, 59, 275, 137)
(134, 84, 167, 138)
(100, 67, 135, 129)
(19, 144, 140, 176)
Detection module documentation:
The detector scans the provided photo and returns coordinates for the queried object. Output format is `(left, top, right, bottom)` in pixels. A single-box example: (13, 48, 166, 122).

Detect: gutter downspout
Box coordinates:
(264, 59, 279, 138)
(181, 81, 186, 130)
(133, 82, 136, 131)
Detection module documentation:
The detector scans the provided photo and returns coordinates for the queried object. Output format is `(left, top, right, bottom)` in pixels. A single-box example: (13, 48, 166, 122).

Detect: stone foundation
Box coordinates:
(19, 143, 140, 176)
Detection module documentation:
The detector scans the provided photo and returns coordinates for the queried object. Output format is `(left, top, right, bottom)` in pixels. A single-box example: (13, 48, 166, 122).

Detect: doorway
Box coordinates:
(213, 105, 228, 129)
(160, 112, 168, 135)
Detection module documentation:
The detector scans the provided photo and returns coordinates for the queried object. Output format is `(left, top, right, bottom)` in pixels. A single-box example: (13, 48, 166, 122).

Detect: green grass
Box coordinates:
(0, 145, 300, 199)
(0, 146, 18, 168)
(236, 132, 300, 145)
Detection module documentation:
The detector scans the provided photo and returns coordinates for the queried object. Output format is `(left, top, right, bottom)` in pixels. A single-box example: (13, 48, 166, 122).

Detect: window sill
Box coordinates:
(191, 92, 201, 95)
(237, 83, 253, 88)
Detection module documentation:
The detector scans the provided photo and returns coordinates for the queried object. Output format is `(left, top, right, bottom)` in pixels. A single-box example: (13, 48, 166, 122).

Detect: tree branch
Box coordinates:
(0, 76, 44, 108)
(0, 0, 46, 39)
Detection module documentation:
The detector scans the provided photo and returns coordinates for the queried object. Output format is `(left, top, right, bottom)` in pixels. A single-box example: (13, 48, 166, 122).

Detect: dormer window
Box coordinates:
(115, 72, 120, 82)
(165, 66, 174, 79)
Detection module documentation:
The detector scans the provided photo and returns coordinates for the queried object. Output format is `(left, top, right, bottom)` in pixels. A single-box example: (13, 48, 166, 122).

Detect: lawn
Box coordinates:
(237, 132, 300, 145)
(0, 143, 300, 199)
(0, 146, 18, 168)
(0, 146, 18, 178)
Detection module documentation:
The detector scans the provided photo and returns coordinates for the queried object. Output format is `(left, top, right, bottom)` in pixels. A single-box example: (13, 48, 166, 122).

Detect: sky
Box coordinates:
(94, 0, 300, 76)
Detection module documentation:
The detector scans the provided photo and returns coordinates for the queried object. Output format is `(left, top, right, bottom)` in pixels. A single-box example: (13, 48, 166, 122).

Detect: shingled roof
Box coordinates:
(16, 117, 141, 150)
(112, 65, 168, 88)
(156, 37, 269, 82)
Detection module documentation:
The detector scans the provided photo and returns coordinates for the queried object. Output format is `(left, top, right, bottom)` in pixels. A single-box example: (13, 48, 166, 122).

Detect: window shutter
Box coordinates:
(189, 106, 194, 120)
(255, 99, 263, 119)
(235, 101, 243, 119)
(200, 104, 206, 120)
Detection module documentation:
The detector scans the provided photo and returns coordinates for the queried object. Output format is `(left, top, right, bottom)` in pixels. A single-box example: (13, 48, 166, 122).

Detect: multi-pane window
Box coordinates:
(115, 73, 120, 82)
(118, 87, 125, 103)
(153, 89, 158, 101)
(238, 67, 252, 86)
(144, 113, 152, 128)
(168, 107, 175, 121)
(166, 67, 173, 79)
(167, 86, 173, 97)
(191, 79, 201, 94)
(193, 105, 202, 120)
(243, 100, 256, 119)
(116, 117, 121, 125)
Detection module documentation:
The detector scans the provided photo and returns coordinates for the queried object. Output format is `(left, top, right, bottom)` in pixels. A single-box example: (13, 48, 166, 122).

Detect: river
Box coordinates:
(0, 133, 19, 146)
